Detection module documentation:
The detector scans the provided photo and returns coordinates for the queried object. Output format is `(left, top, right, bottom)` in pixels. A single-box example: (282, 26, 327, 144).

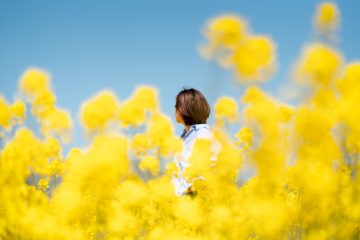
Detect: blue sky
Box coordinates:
(1, 0, 359, 153)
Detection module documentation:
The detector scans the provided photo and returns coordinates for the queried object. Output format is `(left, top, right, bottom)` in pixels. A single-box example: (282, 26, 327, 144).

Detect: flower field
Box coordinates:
(0, 2, 359, 239)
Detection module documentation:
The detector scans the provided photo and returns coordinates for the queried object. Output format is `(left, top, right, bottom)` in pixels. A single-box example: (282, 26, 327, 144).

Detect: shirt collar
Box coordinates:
(180, 124, 209, 140)
(191, 124, 209, 131)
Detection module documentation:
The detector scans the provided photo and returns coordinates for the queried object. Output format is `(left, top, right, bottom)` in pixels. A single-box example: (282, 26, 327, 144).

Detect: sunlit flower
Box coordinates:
(138, 155, 160, 176)
(80, 91, 119, 131)
(214, 96, 238, 122)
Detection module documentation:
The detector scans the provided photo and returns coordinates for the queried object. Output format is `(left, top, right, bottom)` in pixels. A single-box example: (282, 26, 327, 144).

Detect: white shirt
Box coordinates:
(171, 124, 221, 196)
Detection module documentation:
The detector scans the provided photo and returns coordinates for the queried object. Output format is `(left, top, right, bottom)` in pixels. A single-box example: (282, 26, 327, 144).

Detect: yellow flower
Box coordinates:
(38, 178, 49, 191)
(118, 98, 146, 127)
(294, 43, 343, 86)
(10, 100, 26, 123)
(164, 161, 178, 176)
(241, 86, 266, 104)
(236, 127, 253, 146)
(0, 97, 11, 129)
(133, 86, 158, 111)
(203, 14, 248, 51)
(31, 89, 56, 119)
(279, 104, 294, 123)
(200, 14, 277, 83)
(50, 158, 63, 176)
(160, 135, 183, 157)
(173, 197, 204, 227)
(147, 113, 175, 157)
(138, 155, 160, 176)
(44, 136, 61, 158)
(131, 133, 152, 157)
(314, 2, 340, 32)
(183, 138, 213, 180)
(19, 68, 50, 99)
(230, 35, 276, 82)
(80, 91, 118, 131)
(40, 108, 73, 142)
(336, 63, 360, 152)
(337, 62, 360, 97)
(118, 86, 158, 127)
(214, 96, 238, 122)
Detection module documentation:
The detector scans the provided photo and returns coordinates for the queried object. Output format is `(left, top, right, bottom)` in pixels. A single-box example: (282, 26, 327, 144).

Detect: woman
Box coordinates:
(172, 87, 221, 196)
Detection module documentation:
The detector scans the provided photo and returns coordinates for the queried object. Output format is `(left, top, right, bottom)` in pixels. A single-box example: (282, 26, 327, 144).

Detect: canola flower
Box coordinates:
(117, 86, 158, 127)
(1, 2, 360, 239)
(80, 91, 119, 132)
(214, 96, 238, 122)
(0, 97, 26, 131)
(294, 43, 343, 87)
(314, 2, 340, 40)
(199, 14, 277, 83)
(17, 68, 73, 143)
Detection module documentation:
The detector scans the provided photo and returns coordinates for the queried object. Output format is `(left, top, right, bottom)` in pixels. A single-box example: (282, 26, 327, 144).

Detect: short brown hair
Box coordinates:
(175, 87, 210, 126)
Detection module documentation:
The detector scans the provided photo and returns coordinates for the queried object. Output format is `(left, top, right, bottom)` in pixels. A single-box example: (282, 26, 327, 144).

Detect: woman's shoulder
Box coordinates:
(196, 127, 213, 139)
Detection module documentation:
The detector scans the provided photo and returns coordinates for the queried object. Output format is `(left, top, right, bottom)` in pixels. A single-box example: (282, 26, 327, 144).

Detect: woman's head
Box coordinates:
(174, 87, 210, 126)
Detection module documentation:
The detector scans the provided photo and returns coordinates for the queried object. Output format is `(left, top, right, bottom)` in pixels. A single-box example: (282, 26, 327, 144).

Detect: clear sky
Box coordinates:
(1, 0, 359, 153)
